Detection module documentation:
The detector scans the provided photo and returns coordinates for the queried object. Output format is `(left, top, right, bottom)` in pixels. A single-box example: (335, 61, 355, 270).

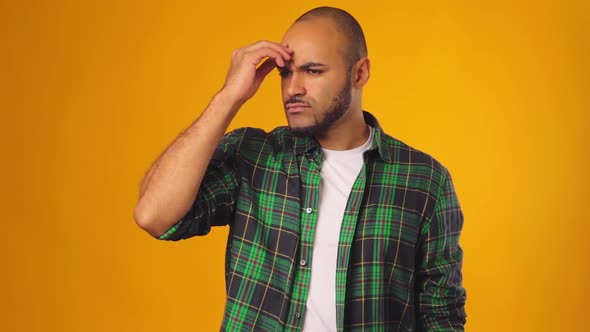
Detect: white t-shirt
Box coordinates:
(302, 126, 375, 331)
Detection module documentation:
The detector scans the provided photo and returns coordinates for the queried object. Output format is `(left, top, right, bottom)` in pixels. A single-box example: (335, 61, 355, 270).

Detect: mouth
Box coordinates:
(285, 103, 310, 113)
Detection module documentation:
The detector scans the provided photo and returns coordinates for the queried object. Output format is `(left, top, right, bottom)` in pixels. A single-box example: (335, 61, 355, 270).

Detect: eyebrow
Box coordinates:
(278, 61, 327, 70)
(295, 62, 327, 70)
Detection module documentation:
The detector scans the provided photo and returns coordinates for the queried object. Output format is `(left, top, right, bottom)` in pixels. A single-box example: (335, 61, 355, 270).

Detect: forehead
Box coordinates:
(281, 17, 347, 67)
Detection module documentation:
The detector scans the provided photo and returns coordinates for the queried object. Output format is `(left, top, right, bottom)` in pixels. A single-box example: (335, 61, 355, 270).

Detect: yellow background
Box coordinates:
(1, 0, 588, 331)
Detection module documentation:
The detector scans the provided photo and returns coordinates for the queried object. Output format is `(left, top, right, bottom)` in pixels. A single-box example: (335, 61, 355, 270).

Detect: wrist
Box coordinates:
(214, 88, 245, 113)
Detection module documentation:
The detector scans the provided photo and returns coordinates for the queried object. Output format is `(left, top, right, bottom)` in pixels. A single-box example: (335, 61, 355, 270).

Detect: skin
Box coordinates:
(280, 17, 371, 150)
(134, 17, 370, 237)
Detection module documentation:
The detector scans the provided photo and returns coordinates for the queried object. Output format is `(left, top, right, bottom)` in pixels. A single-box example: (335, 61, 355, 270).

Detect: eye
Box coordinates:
(278, 70, 291, 78)
(306, 69, 322, 75)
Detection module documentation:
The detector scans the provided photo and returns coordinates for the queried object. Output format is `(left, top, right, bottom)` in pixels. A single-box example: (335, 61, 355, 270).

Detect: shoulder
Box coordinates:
(395, 136, 446, 171)
(365, 111, 449, 180)
(382, 130, 447, 169)
(377, 130, 451, 190)
(222, 126, 294, 155)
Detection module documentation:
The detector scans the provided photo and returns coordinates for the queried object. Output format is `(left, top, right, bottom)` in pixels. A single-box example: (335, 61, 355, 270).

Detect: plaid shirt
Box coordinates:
(158, 112, 466, 331)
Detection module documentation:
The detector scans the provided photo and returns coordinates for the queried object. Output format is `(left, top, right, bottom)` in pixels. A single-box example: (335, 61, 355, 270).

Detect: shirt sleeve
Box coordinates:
(157, 129, 243, 241)
(415, 167, 467, 331)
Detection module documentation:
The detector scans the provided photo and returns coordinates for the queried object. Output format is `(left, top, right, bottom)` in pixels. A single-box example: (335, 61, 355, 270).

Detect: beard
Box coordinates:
(287, 74, 352, 137)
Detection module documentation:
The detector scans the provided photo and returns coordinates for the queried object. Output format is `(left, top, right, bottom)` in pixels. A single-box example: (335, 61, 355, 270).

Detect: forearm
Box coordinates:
(134, 40, 291, 238)
(416, 260, 466, 331)
(416, 169, 466, 330)
(134, 91, 242, 237)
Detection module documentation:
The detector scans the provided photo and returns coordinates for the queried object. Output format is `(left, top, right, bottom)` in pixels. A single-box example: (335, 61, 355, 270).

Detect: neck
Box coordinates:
(315, 109, 369, 150)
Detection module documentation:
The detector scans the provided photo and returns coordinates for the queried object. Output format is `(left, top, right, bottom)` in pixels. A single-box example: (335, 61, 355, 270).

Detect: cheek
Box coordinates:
(309, 80, 338, 104)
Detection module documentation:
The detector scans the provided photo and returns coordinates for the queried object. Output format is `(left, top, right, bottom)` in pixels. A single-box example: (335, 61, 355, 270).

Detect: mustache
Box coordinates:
(284, 97, 310, 107)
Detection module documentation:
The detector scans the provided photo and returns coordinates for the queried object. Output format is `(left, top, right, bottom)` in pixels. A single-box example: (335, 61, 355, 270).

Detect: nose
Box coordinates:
(285, 72, 306, 98)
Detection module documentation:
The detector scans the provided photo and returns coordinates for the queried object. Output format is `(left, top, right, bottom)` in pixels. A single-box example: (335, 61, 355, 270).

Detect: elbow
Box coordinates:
(134, 202, 166, 238)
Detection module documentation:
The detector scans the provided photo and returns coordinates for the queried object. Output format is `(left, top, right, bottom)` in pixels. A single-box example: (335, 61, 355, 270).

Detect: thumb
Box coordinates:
(255, 57, 278, 82)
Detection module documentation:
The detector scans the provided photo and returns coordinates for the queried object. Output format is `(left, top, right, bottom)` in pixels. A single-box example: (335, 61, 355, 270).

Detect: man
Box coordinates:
(135, 6, 466, 332)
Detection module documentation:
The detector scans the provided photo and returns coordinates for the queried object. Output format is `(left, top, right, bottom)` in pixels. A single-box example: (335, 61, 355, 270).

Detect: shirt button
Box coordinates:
(295, 312, 301, 319)
(305, 207, 313, 214)
(299, 259, 307, 266)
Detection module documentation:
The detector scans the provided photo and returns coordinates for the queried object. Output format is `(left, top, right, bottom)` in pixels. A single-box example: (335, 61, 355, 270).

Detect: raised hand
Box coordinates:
(221, 40, 293, 106)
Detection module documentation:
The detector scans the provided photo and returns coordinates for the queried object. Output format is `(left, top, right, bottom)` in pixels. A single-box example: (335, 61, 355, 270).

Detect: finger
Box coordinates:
(281, 42, 293, 53)
(246, 40, 293, 61)
(265, 42, 293, 61)
(249, 47, 286, 67)
(245, 40, 291, 53)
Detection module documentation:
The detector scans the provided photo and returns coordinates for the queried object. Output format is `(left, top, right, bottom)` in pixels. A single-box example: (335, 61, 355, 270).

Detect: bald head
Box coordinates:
(294, 7, 367, 69)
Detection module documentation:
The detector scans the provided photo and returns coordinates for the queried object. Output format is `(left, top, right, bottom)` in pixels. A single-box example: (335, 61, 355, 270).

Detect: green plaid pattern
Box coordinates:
(159, 112, 466, 331)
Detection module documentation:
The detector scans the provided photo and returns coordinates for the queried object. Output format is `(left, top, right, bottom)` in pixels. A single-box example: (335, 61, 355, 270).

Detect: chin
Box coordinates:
(288, 123, 320, 137)
(286, 117, 310, 128)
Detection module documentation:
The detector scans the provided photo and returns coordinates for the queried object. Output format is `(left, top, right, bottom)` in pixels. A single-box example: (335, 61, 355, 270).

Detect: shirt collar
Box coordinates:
(288, 111, 395, 163)
(364, 111, 395, 163)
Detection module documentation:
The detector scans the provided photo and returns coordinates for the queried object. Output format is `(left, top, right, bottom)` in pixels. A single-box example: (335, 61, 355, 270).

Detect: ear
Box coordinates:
(353, 57, 370, 88)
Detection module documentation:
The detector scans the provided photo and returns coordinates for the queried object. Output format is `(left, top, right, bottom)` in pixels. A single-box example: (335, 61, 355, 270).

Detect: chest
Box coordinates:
(230, 153, 429, 263)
